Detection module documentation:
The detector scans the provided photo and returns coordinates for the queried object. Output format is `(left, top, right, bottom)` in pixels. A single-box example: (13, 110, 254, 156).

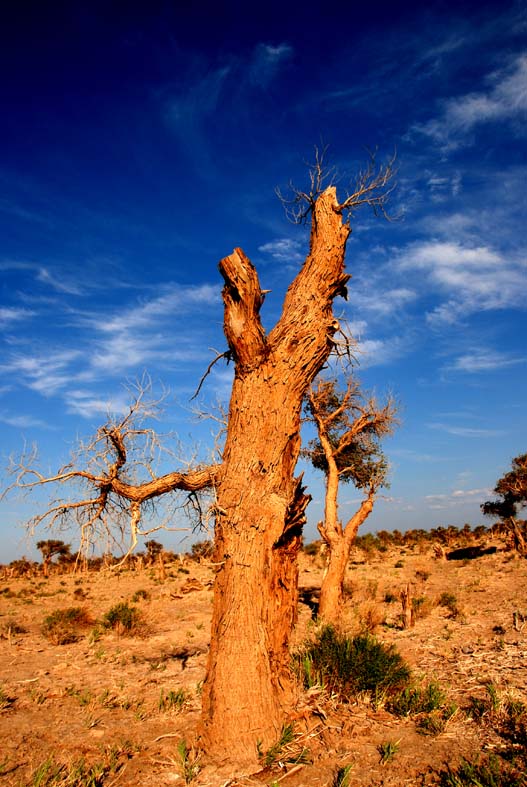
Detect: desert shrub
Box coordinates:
(438, 592, 461, 617)
(131, 588, 150, 602)
(295, 625, 410, 702)
(303, 541, 320, 556)
(0, 619, 27, 639)
(42, 607, 92, 645)
(99, 602, 142, 635)
(358, 601, 385, 633)
(412, 595, 435, 622)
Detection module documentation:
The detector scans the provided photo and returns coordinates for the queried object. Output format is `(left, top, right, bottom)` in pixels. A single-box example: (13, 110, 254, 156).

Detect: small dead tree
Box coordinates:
(304, 377, 397, 622)
(4, 152, 396, 766)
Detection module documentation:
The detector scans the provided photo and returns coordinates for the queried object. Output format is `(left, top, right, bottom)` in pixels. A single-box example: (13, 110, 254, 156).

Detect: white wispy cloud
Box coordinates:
(427, 422, 507, 438)
(0, 412, 52, 429)
(258, 238, 305, 264)
(0, 306, 35, 326)
(425, 487, 491, 510)
(398, 240, 526, 325)
(0, 259, 84, 296)
(93, 283, 219, 334)
(0, 350, 84, 395)
(346, 286, 417, 316)
(414, 53, 527, 149)
(65, 389, 130, 419)
(449, 349, 526, 373)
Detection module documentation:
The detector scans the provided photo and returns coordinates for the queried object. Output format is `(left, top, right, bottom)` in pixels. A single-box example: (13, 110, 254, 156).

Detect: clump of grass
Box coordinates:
(388, 680, 446, 717)
(41, 607, 92, 645)
(24, 744, 134, 787)
(257, 723, 310, 768)
(99, 602, 142, 636)
(158, 688, 188, 712)
(439, 755, 526, 787)
(332, 764, 353, 787)
(388, 680, 457, 736)
(0, 686, 16, 713)
(176, 740, 201, 785)
(294, 625, 410, 703)
(378, 739, 400, 765)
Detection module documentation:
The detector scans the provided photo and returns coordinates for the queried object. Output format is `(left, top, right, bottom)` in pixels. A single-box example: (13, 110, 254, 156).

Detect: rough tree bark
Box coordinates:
(200, 190, 351, 764)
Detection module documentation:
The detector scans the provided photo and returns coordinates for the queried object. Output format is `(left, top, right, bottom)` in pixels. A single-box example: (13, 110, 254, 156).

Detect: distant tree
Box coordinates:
(304, 376, 397, 621)
(36, 539, 70, 577)
(482, 454, 527, 555)
(144, 539, 163, 565)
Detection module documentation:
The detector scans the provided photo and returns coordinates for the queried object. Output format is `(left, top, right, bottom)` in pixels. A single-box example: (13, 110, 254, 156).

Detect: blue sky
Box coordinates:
(1, 0, 526, 561)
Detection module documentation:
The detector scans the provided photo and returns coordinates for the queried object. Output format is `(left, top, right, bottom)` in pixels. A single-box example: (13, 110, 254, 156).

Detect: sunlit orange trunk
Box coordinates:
(200, 190, 351, 766)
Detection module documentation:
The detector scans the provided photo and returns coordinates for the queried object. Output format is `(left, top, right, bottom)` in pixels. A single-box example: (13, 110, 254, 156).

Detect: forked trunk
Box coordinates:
(199, 189, 351, 766)
(318, 496, 374, 623)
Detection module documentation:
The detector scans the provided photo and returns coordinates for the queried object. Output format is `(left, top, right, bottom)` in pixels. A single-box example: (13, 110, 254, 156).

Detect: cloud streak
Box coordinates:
(414, 53, 527, 150)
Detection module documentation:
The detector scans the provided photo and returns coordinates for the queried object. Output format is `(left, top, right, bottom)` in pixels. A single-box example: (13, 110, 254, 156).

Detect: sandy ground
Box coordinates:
(1, 539, 526, 786)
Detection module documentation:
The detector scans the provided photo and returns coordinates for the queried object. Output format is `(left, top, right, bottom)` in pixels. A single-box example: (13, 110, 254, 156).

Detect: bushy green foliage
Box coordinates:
(100, 602, 141, 635)
(295, 625, 410, 701)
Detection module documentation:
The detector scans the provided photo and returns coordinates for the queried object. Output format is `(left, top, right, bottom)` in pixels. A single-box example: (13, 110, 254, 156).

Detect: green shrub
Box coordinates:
(295, 626, 410, 702)
(42, 607, 92, 645)
(100, 602, 142, 635)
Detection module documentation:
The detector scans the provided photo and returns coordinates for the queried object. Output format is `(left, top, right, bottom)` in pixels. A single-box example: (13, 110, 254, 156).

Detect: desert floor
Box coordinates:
(1, 539, 526, 786)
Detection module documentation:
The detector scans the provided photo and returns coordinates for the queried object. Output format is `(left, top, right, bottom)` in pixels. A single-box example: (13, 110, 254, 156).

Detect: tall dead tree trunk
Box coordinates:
(200, 189, 351, 764)
(10, 156, 396, 769)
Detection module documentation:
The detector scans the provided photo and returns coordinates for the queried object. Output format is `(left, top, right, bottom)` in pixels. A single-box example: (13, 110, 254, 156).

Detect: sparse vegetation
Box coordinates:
(295, 625, 410, 702)
(99, 602, 143, 636)
(378, 739, 400, 765)
(257, 723, 310, 768)
(42, 607, 92, 645)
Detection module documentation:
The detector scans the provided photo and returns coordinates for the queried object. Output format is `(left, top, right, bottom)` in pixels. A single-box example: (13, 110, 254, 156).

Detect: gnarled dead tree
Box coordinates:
(304, 377, 397, 622)
(5, 154, 395, 768)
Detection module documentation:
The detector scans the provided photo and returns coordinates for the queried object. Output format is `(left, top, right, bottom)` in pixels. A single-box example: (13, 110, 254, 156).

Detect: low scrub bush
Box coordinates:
(42, 607, 92, 645)
(294, 625, 410, 702)
(99, 602, 142, 636)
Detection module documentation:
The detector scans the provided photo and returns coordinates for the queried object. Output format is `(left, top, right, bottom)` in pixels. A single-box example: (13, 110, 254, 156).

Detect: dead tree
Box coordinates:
(5, 154, 396, 767)
(304, 377, 397, 622)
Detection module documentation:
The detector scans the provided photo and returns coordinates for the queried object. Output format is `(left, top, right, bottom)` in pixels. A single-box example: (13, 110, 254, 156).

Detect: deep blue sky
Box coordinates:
(1, 0, 526, 560)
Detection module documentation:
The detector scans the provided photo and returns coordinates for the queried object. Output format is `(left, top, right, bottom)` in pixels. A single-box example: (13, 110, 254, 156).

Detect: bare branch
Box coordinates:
(276, 146, 397, 226)
(5, 383, 220, 558)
